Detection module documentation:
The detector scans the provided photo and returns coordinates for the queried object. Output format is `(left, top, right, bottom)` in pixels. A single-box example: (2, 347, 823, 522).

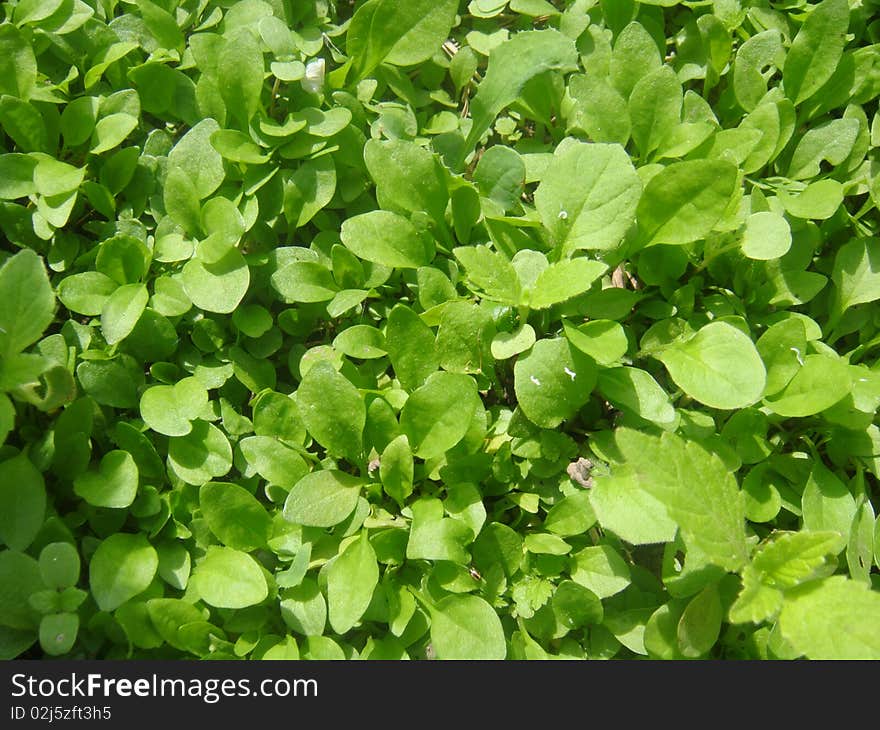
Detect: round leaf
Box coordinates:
(39, 613, 78, 656)
(657, 322, 766, 410)
(89, 533, 158, 611)
(191, 546, 268, 609)
(429, 594, 507, 659)
(167, 421, 232, 485)
(73, 450, 139, 508)
(400, 371, 482, 459)
(283, 470, 363, 528)
(514, 338, 597, 428)
(199, 481, 272, 551)
(340, 210, 431, 269)
(39, 542, 81, 590)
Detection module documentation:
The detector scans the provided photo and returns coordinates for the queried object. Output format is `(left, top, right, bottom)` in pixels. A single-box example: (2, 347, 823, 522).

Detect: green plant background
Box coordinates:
(1, 0, 879, 660)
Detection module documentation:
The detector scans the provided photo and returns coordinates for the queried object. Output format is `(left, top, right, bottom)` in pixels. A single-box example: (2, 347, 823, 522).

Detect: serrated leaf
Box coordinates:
(612, 428, 748, 571)
(778, 576, 880, 659)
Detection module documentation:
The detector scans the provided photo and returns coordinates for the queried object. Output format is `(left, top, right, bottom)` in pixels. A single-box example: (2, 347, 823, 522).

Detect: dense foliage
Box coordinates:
(2, 0, 880, 660)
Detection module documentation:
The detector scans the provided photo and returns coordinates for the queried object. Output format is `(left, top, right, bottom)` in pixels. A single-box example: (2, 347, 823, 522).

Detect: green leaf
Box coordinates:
(552, 581, 604, 629)
(218, 30, 265, 126)
(364, 139, 448, 223)
(787, 118, 859, 180)
(463, 30, 578, 158)
(611, 428, 748, 571)
(0, 153, 37, 199)
(139, 377, 207, 437)
(491, 323, 536, 360)
(167, 421, 232, 486)
(728, 529, 842, 626)
(565, 73, 631, 147)
(73, 450, 139, 509)
(181, 249, 250, 314)
(741, 211, 792, 261)
(297, 361, 365, 461)
(0, 550, 43, 630)
(283, 155, 336, 228)
(90, 113, 138, 154)
(348, 0, 458, 80)
(657, 321, 766, 410)
(527, 258, 607, 309)
(101, 283, 148, 345)
(0, 24, 37, 100)
(0, 96, 48, 152)
(39, 543, 81, 590)
(513, 338, 597, 428)
(755, 317, 808, 397)
(597, 366, 676, 425)
(629, 66, 683, 158)
(156, 541, 190, 590)
(453, 245, 521, 304)
(428, 594, 507, 659)
(39, 613, 78, 656)
(590, 465, 678, 545)
(763, 354, 852, 417)
(534, 142, 641, 254)
(199, 481, 271, 551)
(782, 0, 850, 106)
(777, 179, 843, 220)
(281, 579, 326, 636)
(210, 129, 270, 164)
(801, 460, 857, 540)
(167, 119, 225, 199)
(333, 325, 386, 359)
(676, 584, 722, 658)
(191, 546, 268, 609)
(137, 0, 184, 50)
(406, 498, 472, 563)
(89, 533, 158, 611)
(384, 305, 438, 391)
(831, 238, 880, 321)
(570, 545, 632, 599)
(283, 470, 363, 528)
(563, 319, 629, 365)
(778, 576, 880, 659)
(0, 454, 46, 551)
(380, 434, 414, 507)
(327, 532, 379, 634)
(0, 250, 55, 358)
(636, 160, 739, 246)
(473, 145, 526, 211)
(610, 21, 662, 99)
(400, 371, 482, 459)
(340, 211, 431, 269)
(271, 261, 338, 303)
(239, 435, 308, 488)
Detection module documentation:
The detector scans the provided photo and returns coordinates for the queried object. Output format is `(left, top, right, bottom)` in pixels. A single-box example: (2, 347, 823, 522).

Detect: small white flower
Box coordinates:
(301, 58, 325, 95)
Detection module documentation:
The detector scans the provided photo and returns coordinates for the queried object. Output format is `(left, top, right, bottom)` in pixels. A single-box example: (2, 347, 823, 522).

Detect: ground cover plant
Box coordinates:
(1, 0, 880, 660)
